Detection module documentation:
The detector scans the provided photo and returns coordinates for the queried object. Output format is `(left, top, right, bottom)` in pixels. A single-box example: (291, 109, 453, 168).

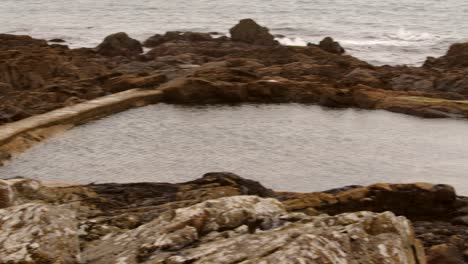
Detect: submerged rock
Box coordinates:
(96, 32, 143, 57)
(229, 18, 278, 46)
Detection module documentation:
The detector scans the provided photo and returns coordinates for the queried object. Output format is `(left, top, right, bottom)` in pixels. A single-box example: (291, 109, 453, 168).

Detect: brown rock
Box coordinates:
(0, 34, 47, 49)
(424, 42, 468, 68)
(229, 19, 278, 46)
(343, 68, 383, 87)
(0, 82, 13, 94)
(96, 32, 143, 57)
(104, 73, 167, 93)
(427, 244, 465, 264)
(318, 37, 345, 54)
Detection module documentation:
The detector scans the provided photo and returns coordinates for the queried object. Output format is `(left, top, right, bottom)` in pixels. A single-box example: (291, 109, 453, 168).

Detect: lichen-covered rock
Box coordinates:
(82, 196, 426, 264)
(229, 19, 278, 46)
(0, 203, 80, 263)
(96, 32, 143, 57)
(82, 196, 285, 263)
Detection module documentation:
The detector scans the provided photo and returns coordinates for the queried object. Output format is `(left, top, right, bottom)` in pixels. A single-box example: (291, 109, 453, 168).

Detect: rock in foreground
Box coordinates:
(0, 174, 467, 263)
(83, 196, 425, 264)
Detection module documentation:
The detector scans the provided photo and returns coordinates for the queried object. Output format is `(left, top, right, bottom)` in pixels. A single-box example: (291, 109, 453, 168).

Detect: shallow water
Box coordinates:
(1, 104, 467, 195)
(1, 0, 468, 65)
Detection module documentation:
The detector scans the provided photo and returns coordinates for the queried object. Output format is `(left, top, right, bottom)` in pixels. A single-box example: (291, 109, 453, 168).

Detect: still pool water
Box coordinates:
(1, 104, 467, 195)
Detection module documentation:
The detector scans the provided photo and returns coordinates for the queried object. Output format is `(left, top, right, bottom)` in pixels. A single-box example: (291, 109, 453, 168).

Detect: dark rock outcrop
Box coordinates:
(318, 36, 345, 54)
(229, 18, 278, 46)
(96, 32, 143, 57)
(425, 42, 468, 68)
(143, 31, 213, 47)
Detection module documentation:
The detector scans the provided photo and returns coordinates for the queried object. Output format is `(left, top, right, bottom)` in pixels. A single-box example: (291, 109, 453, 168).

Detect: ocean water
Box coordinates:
(1, 0, 468, 65)
(1, 104, 468, 195)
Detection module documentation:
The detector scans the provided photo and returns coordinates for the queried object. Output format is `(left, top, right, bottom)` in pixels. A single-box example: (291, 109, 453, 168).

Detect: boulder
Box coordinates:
(229, 18, 278, 46)
(318, 37, 345, 54)
(83, 196, 426, 264)
(0, 203, 80, 263)
(96, 32, 143, 57)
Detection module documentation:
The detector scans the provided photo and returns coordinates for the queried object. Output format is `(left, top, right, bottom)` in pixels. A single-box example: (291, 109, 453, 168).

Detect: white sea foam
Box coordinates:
(276, 37, 308, 46)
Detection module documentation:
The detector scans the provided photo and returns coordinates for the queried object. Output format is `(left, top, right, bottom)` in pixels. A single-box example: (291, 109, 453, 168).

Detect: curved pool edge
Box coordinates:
(0, 88, 164, 165)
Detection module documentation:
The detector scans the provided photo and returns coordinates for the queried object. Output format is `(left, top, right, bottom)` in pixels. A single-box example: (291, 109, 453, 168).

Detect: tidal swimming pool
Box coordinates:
(1, 104, 467, 194)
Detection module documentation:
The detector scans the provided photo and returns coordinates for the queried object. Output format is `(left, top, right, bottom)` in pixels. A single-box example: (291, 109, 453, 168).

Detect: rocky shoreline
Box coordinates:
(1, 19, 468, 263)
(0, 173, 467, 263)
(2, 19, 468, 127)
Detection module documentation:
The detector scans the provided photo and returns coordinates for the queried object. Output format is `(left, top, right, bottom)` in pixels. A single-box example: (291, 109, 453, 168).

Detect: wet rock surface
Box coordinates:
(0, 173, 466, 263)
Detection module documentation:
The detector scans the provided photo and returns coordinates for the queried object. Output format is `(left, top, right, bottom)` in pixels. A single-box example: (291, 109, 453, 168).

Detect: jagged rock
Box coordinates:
(82, 196, 426, 264)
(318, 37, 345, 54)
(229, 19, 278, 46)
(0, 203, 80, 263)
(143, 31, 213, 47)
(0, 175, 466, 263)
(96, 32, 143, 57)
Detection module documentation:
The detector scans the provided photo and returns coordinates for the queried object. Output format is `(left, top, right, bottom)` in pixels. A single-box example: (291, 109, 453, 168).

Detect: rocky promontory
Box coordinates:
(0, 173, 467, 263)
